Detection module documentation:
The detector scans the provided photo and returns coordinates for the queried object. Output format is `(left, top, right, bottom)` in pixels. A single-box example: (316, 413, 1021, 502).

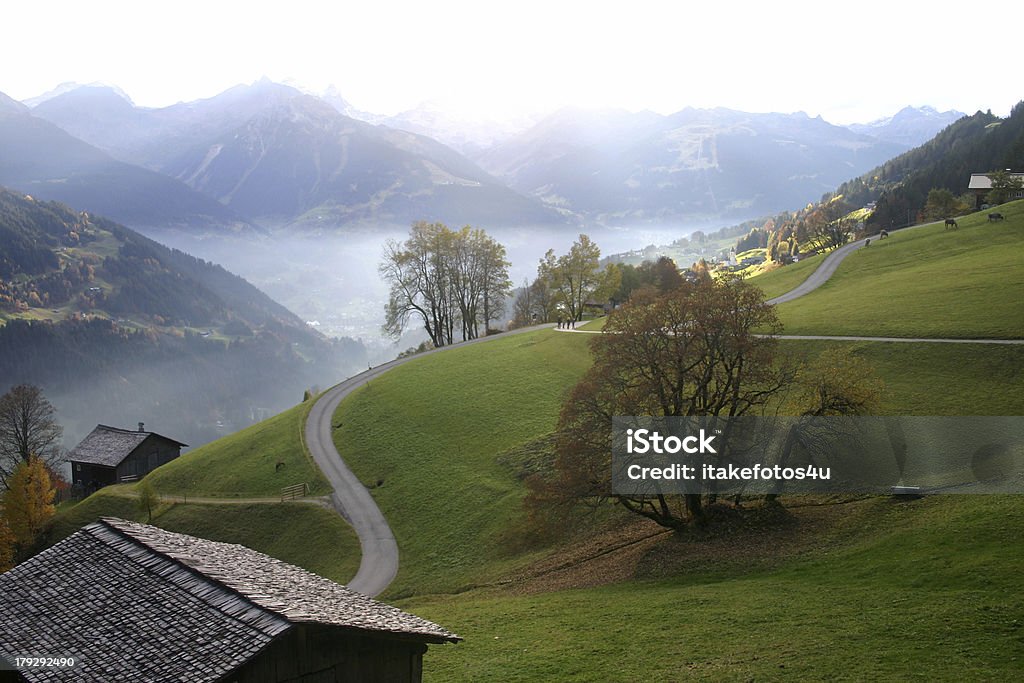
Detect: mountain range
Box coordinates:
(0, 91, 254, 233)
(27, 81, 559, 229)
(846, 105, 965, 148)
(8, 79, 969, 231)
(472, 106, 907, 223)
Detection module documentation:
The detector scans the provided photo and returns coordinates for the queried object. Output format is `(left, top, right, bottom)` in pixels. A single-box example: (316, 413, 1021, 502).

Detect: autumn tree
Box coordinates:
(0, 517, 14, 571)
(612, 257, 683, 303)
(137, 480, 161, 523)
(511, 275, 561, 328)
(761, 349, 884, 503)
(922, 188, 969, 221)
(803, 197, 854, 252)
(537, 235, 619, 322)
(3, 456, 56, 552)
(0, 384, 63, 489)
(540, 277, 790, 528)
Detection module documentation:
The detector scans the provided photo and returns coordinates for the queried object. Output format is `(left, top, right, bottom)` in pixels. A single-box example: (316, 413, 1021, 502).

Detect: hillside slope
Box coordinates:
(838, 102, 1024, 229)
(0, 93, 255, 232)
(39, 213, 1024, 681)
(769, 202, 1024, 338)
(0, 188, 363, 446)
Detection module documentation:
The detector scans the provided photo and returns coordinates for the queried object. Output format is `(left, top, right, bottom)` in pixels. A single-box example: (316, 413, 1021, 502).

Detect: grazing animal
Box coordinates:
(945, 218, 958, 230)
(879, 229, 889, 239)
(988, 212, 1005, 221)
(275, 461, 286, 472)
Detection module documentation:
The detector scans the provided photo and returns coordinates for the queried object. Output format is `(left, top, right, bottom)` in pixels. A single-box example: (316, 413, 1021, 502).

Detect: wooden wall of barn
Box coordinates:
(226, 624, 431, 683)
(116, 436, 182, 481)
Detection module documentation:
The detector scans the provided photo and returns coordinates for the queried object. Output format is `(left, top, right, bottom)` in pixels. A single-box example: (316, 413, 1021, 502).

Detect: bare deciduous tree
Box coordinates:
(381, 221, 510, 346)
(0, 385, 63, 489)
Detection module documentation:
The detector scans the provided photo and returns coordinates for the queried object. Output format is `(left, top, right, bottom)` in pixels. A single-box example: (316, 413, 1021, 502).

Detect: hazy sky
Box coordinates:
(3, 0, 1018, 124)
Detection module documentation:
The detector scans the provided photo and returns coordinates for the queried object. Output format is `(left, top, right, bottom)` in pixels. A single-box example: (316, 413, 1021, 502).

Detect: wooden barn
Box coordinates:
(67, 423, 187, 489)
(0, 518, 460, 682)
(968, 172, 1024, 208)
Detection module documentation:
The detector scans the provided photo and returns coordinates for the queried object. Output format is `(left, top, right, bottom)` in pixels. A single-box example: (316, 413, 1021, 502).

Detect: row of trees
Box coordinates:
(727, 196, 857, 271)
(512, 235, 621, 326)
(381, 222, 512, 347)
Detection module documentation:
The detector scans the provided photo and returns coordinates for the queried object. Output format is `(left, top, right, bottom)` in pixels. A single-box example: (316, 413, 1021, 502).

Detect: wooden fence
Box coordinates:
(281, 482, 309, 501)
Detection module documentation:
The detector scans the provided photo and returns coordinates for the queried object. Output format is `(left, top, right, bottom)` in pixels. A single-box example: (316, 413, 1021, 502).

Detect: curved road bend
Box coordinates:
(305, 323, 555, 597)
(766, 220, 937, 306)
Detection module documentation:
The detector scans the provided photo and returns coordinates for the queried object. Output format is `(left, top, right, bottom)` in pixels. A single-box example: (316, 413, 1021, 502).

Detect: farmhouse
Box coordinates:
(968, 172, 1024, 208)
(67, 423, 187, 489)
(0, 518, 459, 682)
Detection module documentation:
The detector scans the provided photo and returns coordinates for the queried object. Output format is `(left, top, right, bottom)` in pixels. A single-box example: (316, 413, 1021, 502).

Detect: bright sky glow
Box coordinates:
(2, 0, 1018, 124)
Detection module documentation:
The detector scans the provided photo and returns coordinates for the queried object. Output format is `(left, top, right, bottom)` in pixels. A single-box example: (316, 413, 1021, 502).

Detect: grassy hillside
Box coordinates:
(331, 323, 1024, 600)
(409, 495, 1024, 681)
(783, 339, 1024, 415)
(144, 400, 331, 497)
(36, 205, 1023, 681)
(46, 489, 360, 584)
(769, 202, 1024, 338)
(748, 250, 826, 300)
(332, 329, 595, 596)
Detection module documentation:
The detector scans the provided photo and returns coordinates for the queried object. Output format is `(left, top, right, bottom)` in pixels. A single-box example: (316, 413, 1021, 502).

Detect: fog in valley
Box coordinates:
(145, 221, 721, 352)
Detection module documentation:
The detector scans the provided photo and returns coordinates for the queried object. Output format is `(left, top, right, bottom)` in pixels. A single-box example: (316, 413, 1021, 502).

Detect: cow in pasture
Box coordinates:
(988, 212, 1005, 221)
(945, 218, 958, 230)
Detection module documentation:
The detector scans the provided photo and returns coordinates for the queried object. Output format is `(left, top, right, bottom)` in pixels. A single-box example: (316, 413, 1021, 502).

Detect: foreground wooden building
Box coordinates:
(0, 518, 460, 682)
(67, 424, 187, 489)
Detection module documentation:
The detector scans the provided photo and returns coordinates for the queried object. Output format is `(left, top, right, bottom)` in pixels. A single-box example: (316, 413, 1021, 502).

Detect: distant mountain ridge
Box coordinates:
(846, 105, 966, 148)
(30, 81, 562, 229)
(473, 106, 906, 224)
(20, 80, 969, 229)
(0, 93, 257, 233)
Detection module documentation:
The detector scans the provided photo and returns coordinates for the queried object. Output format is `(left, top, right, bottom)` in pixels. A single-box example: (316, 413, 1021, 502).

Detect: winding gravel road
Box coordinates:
(304, 323, 554, 597)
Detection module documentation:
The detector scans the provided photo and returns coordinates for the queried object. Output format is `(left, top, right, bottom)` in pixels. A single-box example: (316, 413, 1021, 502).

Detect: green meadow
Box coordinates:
(409, 495, 1024, 681)
(144, 400, 331, 497)
(760, 202, 1024, 338)
(47, 489, 360, 584)
(332, 329, 595, 597)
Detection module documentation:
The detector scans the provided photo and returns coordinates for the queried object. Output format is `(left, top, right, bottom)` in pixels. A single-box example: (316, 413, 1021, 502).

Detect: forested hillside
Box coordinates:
(701, 101, 1024, 270)
(843, 102, 1024, 228)
(0, 188, 365, 447)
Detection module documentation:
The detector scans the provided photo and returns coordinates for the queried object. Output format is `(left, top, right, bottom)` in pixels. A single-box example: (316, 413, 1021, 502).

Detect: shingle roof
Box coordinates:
(66, 425, 187, 467)
(968, 172, 1024, 190)
(0, 518, 460, 683)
